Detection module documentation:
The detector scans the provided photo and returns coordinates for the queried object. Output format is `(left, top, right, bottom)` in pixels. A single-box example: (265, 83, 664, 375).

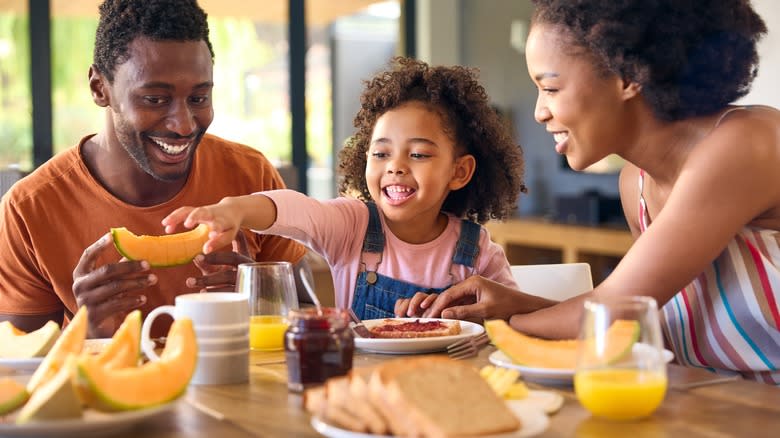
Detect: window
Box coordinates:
(0, 0, 32, 170)
(306, 0, 400, 198)
(7, 0, 407, 197)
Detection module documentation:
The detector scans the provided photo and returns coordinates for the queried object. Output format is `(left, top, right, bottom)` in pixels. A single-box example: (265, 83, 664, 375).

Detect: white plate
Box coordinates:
(82, 338, 113, 355)
(310, 399, 548, 438)
(489, 344, 675, 386)
(354, 318, 484, 354)
(0, 400, 177, 437)
(0, 357, 43, 374)
(0, 339, 114, 375)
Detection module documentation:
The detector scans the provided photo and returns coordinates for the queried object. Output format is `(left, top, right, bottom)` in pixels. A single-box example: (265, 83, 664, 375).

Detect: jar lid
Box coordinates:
(288, 307, 349, 329)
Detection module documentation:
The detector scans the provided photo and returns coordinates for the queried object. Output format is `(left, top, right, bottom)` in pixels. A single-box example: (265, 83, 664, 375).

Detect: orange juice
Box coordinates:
(575, 369, 667, 420)
(250, 315, 289, 351)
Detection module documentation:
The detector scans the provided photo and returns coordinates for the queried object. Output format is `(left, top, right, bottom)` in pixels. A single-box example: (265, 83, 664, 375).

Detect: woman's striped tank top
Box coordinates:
(637, 108, 780, 384)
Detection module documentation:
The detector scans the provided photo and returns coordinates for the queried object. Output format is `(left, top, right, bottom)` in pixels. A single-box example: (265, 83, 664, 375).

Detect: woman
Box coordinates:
(399, 0, 780, 384)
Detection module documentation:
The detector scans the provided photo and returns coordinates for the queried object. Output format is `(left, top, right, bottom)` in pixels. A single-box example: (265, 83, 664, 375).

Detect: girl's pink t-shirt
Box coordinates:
(261, 189, 517, 308)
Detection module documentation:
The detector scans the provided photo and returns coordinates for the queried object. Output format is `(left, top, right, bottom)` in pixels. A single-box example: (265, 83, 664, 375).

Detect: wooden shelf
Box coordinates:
(486, 218, 634, 285)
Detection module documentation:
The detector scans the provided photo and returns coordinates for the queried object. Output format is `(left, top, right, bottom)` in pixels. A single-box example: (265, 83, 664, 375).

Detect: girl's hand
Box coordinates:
(162, 198, 243, 253)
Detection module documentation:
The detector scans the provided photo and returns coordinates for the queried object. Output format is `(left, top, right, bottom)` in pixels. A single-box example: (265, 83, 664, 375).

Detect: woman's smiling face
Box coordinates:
(525, 23, 637, 171)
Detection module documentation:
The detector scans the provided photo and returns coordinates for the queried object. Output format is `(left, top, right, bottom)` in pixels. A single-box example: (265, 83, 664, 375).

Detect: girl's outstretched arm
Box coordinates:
(162, 194, 278, 253)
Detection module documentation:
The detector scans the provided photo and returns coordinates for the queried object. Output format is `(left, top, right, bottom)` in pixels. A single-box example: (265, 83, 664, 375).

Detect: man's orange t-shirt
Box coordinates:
(0, 134, 306, 335)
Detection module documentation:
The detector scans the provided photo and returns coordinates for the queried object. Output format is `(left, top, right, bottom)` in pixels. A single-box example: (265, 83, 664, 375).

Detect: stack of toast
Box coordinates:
(304, 356, 521, 437)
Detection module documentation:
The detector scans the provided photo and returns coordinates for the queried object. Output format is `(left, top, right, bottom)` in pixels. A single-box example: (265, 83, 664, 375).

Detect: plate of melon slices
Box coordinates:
(0, 395, 178, 438)
(489, 344, 675, 386)
(0, 358, 44, 374)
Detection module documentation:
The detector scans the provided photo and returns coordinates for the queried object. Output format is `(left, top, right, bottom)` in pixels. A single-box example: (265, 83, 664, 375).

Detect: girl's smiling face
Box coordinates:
(365, 101, 474, 241)
(525, 23, 640, 170)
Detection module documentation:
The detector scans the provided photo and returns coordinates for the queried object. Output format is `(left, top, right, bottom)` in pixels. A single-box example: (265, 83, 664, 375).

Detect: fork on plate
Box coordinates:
(447, 332, 490, 360)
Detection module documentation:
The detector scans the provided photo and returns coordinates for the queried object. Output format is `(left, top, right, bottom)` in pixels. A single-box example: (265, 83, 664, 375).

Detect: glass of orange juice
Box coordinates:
(574, 296, 667, 421)
(236, 262, 299, 351)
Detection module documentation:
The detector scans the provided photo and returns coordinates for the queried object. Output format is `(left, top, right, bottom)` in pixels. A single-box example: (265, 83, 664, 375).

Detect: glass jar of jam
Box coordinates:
(284, 307, 354, 392)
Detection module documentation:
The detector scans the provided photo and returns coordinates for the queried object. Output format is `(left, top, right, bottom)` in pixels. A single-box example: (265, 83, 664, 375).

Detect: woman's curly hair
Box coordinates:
(338, 57, 526, 224)
(93, 0, 214, 82)
(531, 0, 767, 121)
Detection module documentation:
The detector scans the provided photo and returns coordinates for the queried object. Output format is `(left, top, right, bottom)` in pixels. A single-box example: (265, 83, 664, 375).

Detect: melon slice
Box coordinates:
(485, 319, 639, 369)
(75, 311, 143, 407)
(111, 224, 210, 267)
(16, 354, 83, 424)
(0, 320, 61, 358)
(27, 306, 88, 394)
(94, 310, 142, 369)
(0, 378, 29, 415)
(0, 321, 26, 337)
(77, 318, 197, 411)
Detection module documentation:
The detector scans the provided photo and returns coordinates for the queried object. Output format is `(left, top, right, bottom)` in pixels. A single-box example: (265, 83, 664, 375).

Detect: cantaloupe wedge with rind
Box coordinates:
(94, 310, 142, 369)
(77, 318, 197, 411)
(16, 354, 83, 424)
(0, 320, 61, 359)
(111, 224, 210, 268)
(0, 378, 29, 416)
(27, 306, 88, 394)
(74, 310, 143, 407)
(485, 319, 639, 369)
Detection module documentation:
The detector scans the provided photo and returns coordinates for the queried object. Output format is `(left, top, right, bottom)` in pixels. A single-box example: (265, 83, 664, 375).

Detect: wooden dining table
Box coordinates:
(117, 346, 780, 438)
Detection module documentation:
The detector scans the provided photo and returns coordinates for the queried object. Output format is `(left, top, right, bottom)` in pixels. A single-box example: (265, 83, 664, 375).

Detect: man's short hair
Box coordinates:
(93, 0, 214, 82)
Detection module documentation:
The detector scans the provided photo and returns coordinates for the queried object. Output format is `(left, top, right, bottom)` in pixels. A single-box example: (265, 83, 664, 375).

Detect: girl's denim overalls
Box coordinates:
(350, 202, 480, 320)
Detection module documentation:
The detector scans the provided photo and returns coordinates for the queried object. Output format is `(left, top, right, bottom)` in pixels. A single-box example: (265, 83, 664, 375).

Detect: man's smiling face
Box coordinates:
(106, 36, 214, 182)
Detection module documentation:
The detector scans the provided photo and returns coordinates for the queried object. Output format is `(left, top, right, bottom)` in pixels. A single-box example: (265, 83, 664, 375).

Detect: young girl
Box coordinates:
(162, 57, 526, 319)
(406, 0, 780, 384)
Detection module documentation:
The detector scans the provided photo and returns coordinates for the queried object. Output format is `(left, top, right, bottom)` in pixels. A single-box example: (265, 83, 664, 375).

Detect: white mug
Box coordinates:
(141, 292, 250, 385)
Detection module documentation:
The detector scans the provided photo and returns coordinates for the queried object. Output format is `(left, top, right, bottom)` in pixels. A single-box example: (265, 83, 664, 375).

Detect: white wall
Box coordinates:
(416, 0, 461, 66)
(738, 0, 780, 108)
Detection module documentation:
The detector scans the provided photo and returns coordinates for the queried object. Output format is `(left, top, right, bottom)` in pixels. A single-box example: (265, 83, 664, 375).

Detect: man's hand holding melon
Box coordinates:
(72, 233, 154, 339)
(71, 222, 225, 338)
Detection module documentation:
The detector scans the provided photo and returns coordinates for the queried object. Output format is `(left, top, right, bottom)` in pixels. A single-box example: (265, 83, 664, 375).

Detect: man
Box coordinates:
(0, 0, 308, 338)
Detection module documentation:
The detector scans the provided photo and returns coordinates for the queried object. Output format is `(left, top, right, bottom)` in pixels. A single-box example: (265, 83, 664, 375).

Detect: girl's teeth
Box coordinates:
(384, 185, 414, 200)
(553, 132, 568, 143)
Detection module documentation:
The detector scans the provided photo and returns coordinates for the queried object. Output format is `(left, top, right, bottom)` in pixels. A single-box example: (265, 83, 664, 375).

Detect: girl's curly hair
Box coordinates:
(338, 57, 526, 224)
(531, 0, 767, 121)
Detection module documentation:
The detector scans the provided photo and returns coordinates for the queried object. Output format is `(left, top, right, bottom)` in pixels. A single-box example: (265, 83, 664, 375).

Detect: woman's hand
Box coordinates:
(423, 275, 535, 321)
(394, 292, 443, 317)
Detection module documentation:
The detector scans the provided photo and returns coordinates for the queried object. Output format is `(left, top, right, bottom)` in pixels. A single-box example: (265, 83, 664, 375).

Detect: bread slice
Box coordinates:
(324, 376, 369, 432)
(302, 385, 326, 416)
(368, 364, 415, 436)
(370, 357, 521, 437)
(367, 319, 461, 339)
(347, 367, 391, 435)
